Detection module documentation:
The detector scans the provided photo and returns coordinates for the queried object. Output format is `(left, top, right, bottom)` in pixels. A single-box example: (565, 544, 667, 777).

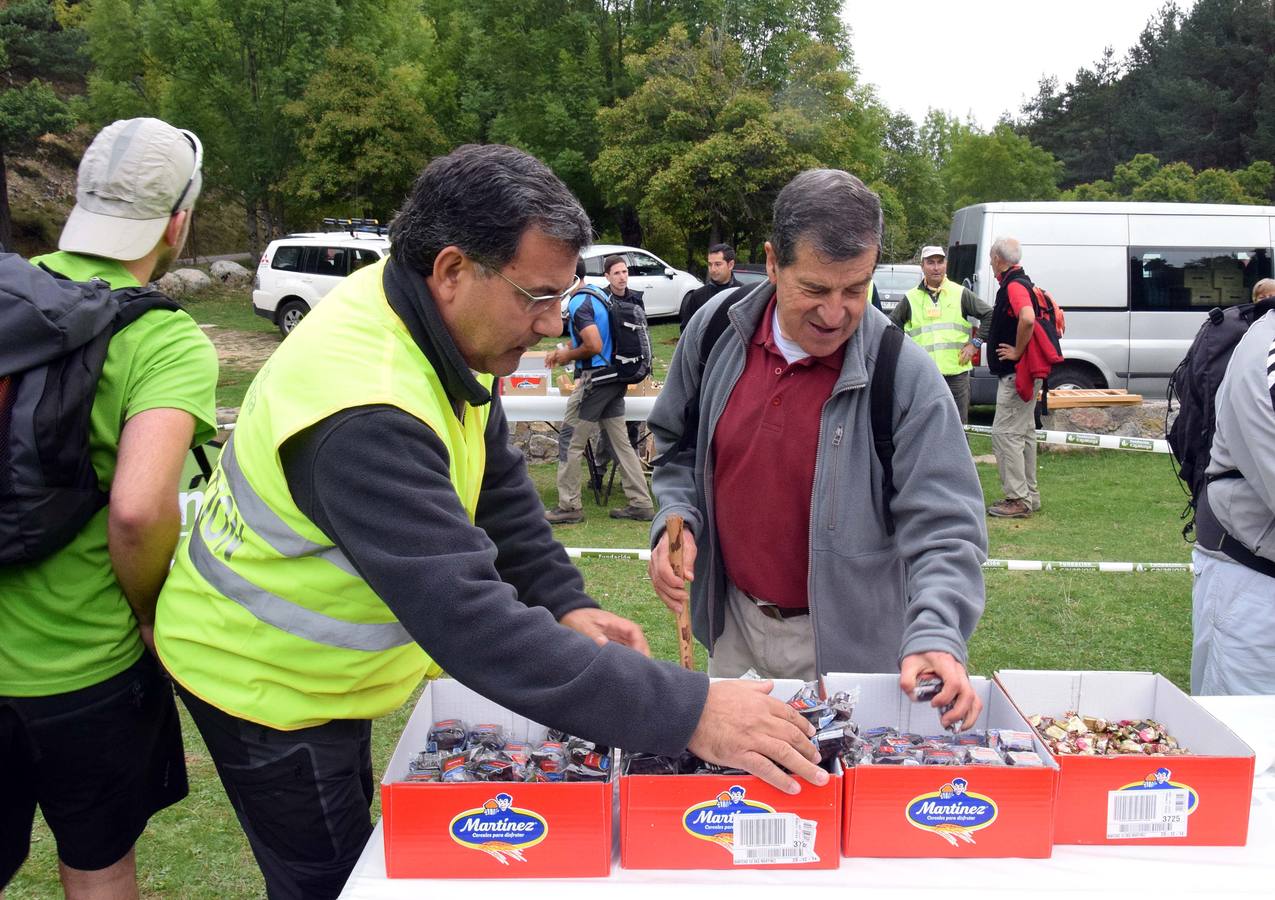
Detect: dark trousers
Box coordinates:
(177, 686, 373, 900)
(944, 370, 971, 423)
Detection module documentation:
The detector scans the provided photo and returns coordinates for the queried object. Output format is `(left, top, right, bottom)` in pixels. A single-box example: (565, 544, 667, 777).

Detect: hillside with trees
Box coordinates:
(5, 1, 1273, 268)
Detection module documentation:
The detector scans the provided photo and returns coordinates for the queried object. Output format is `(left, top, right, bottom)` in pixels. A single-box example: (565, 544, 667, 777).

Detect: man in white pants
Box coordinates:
(1191, 304, 1275, 695)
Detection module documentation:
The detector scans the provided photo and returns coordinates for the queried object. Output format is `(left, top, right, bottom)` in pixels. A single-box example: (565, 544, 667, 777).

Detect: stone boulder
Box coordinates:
(156, 267, 213, 296)
(210, 259, 252, 286)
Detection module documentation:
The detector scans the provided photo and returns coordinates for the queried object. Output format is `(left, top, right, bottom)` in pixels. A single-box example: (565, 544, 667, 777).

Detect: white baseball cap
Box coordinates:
(59, 117, 203, 261)
(920, 245, 946, 259)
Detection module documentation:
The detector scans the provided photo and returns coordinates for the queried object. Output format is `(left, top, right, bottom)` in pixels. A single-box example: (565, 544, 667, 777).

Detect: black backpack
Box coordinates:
(654, 289, 906, 535)
(1166, 297, 1275, 541)
(0, 251, 185, 566)
(587, 288, 653, 386)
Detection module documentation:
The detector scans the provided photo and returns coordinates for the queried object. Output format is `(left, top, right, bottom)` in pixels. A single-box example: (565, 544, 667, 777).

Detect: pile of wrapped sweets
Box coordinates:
(402, 720, 611, 783)
(621, 682, 1049, 774)
(1028, 712, 1188, 756)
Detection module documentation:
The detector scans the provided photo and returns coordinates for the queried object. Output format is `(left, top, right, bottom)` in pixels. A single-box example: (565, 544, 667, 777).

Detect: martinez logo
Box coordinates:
(1116, 767, 1200, 813)
(682, 785, 776, 852)
(449, 792, 549, 865)
(905, 778, 998, 847)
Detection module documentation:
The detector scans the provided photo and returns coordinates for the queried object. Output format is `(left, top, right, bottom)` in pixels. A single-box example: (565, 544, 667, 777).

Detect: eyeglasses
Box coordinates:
(170, 129, 204, 216)
(489, 268, 582, 316)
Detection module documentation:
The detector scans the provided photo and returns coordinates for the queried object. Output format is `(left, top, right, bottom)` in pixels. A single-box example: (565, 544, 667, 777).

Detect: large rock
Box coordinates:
(210, 259, 252, 286)
(156, 267, 213, 296)
(1040, 400, 1172, 451)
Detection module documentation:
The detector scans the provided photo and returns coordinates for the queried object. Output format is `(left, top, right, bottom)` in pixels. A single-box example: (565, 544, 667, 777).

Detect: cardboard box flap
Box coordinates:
(383, 679, 553, 784)
(1151, 675, 1253, 757)
(996, 670, 1253, 758)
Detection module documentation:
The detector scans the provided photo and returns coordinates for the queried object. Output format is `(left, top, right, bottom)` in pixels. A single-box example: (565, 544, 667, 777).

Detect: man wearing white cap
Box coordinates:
(0, 118, 217, 896)
(889, 245, 992, 423)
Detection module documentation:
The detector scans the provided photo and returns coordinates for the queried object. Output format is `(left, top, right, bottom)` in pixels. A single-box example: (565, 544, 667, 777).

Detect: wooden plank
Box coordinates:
(1044, 388, 1144, 409)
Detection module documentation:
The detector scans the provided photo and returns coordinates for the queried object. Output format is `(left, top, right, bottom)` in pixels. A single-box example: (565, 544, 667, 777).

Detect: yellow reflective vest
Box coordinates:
(903, 279, 972, 375)
(155, 259, 492, 729)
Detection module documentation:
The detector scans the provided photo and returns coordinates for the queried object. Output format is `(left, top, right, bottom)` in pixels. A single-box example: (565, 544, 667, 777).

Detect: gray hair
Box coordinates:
(389, 144, 593, 274)
(1252, 278, 1275, 301)
(989, 236, 1022, 266)
(770, 169, 882, 267)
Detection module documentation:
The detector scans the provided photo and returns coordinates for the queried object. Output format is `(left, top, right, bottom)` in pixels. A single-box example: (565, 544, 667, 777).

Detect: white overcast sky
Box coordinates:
(844, 0, 1198, 128)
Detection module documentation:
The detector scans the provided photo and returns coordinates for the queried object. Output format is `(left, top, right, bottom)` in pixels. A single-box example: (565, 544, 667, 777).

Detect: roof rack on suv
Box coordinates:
(321, 217, 388, 237)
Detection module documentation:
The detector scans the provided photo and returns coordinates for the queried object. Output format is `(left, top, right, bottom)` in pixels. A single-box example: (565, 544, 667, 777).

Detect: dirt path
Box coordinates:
(201, 324, 279, 370)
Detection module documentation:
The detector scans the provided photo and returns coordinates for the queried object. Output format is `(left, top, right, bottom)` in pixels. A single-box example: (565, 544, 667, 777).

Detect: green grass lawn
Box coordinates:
(7, 311, 1198, 896)
(182, 282, 276, 334)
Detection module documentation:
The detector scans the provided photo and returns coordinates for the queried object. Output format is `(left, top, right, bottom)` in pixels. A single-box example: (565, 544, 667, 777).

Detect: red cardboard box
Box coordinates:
(996, 670, 1255, 846)
(380, 679, 612, 878)
(499, 351, 549, 395)
(619, 679, 841, 870)
(827, 672, 1058, 859)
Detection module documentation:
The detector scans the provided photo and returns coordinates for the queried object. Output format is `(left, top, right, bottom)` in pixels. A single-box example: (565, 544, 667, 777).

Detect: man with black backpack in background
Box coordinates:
(645, 169, 987, 728)
(1, 118, 217, 897)
(545, 253, 655, 524)
(1188, 278, 1275, 695)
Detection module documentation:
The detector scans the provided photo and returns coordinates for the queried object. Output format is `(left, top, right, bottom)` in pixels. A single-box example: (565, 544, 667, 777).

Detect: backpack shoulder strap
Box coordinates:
(870, 324, 905, 537)
(651, 287, 745, 468)
(111, 287, 182, 334)
(696, 289, 740, 364)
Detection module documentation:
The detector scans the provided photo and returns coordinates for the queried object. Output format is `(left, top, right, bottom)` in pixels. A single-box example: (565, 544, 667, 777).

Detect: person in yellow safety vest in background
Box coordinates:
(889, 245, 993, 423)
(153, 144, 827, 900)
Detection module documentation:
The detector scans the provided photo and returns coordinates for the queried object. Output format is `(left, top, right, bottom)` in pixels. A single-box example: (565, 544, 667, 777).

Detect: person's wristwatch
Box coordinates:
(969, 338, 984, 349)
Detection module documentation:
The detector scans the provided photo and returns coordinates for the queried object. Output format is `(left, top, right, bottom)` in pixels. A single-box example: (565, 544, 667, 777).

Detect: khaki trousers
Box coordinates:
(991, 374, 1041, 508)
(555, 380, 651, 512)
(706, 583, 816, 682)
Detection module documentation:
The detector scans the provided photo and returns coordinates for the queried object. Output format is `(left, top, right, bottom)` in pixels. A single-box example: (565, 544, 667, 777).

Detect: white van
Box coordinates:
(948, 201, 1275, 403)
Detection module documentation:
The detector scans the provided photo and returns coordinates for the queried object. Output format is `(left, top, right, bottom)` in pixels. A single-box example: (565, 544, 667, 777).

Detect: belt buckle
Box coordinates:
(752, 598, 783, 620)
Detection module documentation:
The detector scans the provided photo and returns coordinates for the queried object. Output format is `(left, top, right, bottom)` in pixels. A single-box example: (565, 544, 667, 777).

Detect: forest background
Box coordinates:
(5, 0, 1275, 272)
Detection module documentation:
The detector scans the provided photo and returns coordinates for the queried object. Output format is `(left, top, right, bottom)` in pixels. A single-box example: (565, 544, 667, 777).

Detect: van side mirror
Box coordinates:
(664, 267, 676, 278)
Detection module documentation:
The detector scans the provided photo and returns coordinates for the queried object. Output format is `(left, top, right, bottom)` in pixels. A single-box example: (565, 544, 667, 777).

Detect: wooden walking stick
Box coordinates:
(666, 514, 696, 670)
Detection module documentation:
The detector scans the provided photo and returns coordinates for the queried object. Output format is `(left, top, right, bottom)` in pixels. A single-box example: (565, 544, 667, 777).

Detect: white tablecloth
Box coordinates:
(340, 697, 1275, 898)
(501, 390, 656, 422)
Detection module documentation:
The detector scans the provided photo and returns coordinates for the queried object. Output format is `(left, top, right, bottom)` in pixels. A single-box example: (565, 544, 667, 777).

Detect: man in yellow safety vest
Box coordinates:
(889, 245, 992, 422)
(154, 144, 826, 899)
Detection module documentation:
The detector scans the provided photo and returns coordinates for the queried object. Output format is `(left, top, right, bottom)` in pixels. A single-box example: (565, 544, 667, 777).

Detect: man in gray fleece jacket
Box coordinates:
(648, 169, 989, 729)
(1192, 307, 1275, 695)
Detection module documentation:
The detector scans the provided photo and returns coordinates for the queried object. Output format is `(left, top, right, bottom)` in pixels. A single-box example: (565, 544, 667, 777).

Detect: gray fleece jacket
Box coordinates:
(648, 281, 988, 674)
(1206, 310, 1275, 564)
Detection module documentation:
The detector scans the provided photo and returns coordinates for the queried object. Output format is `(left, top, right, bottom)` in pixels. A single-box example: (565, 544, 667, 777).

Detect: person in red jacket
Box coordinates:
(986, 237, 1041, 518)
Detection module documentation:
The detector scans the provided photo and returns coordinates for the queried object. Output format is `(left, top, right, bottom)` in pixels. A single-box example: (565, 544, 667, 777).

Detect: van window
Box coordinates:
(583, 255, 606, 277)
(1129, 247, 1273, 310)
(271, 245, 304, 271)
(947, 244, 978, 289)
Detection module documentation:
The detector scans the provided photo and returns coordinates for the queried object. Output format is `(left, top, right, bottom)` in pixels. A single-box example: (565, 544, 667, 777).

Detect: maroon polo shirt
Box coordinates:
(712, 299, 845, 609)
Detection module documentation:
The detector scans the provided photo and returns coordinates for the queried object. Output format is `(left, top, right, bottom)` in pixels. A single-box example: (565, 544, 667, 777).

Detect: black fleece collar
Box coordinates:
(382, 257, 492, 410)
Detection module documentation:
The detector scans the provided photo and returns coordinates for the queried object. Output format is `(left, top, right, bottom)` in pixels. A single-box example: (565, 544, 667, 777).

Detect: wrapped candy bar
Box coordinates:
(1005, 751, 1046, 767)
(468, 723, 506, 751)
(622, 753, 678, 776)
(427, 719, 468, 753)
(989, 729, 1036, 752)
(961, 746, 1006, 766)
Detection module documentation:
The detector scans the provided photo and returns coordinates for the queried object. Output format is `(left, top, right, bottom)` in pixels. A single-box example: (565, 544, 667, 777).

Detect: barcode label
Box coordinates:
(1106, 789, 1189, 839)
(731, 813, 819, 865)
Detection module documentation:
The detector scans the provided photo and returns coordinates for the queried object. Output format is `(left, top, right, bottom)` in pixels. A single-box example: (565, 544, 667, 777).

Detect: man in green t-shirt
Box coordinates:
(0, 119, 218, 897)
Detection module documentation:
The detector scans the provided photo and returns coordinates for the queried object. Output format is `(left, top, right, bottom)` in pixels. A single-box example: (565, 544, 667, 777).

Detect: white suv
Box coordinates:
(253, 228, 390, 335)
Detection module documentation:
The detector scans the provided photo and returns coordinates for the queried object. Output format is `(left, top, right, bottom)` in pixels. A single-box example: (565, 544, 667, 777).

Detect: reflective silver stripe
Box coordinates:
(220, 438, 360, 578)
(912, 322, 969, 337)
(188, 526, 413, 652)
(920, 341, 968, 352)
